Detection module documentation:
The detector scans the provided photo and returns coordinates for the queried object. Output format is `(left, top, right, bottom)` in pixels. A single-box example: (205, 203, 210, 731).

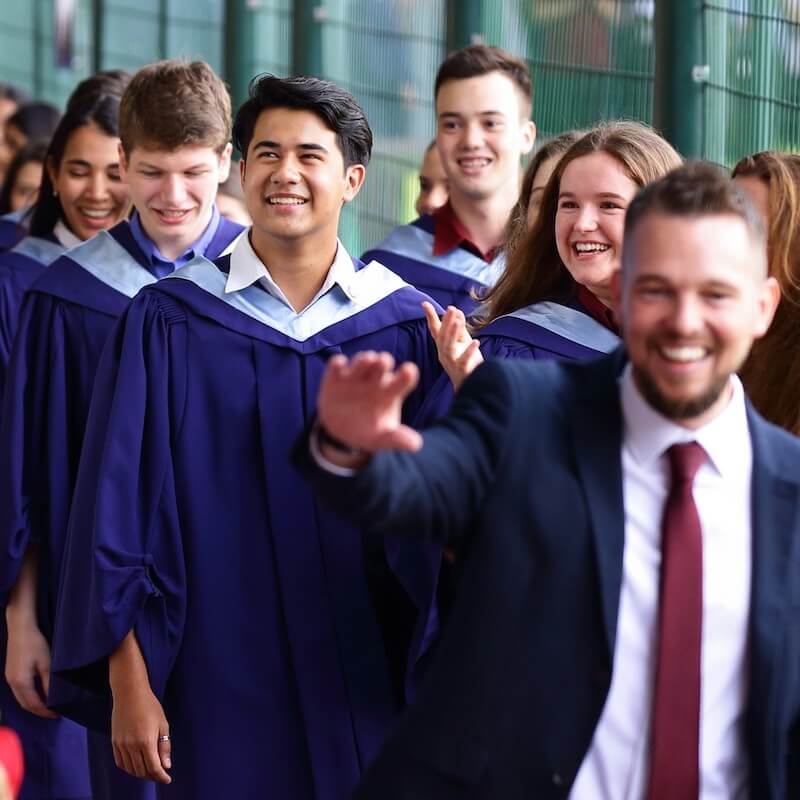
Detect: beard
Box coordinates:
(632, 364, 730, 422)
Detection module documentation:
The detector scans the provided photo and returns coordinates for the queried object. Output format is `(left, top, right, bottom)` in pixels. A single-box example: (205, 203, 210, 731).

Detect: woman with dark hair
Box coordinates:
(425, 121, 682, 389)
(0, 89, 130, 800)
(0, 102, 61, 185)
(733, 150, 800, 435)
(0, 142, 47, 216)
(0, 92, 130, 392)
(504, 129, 584, 260)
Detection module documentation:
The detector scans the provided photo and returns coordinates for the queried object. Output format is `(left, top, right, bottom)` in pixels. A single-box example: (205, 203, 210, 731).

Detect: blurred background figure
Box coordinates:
(0, 85, 27, 141)
(414, 140, 448, 216)
(216, 161, 251, 226)
(0, 143, 47, 217)
(0, 728, 23, 800)
(733, 150, 800, 435)
(0, 103, 61, 187)
(504, 129, 584, 261)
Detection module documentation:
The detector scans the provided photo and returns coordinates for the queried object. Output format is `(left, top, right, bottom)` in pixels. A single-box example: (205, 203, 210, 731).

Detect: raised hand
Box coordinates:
(423, 302, 484, 390)
(318, 351, 423, 454)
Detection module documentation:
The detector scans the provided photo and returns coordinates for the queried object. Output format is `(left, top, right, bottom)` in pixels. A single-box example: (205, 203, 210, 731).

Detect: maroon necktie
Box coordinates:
(646, 441, 706, 800)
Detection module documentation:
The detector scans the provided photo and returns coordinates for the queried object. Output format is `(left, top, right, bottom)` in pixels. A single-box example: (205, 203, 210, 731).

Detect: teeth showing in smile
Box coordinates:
(158, 210, 188, 218)
(660, 346, 707, 362)
(268, 197, 306, 205)
(459, 158, 490, 168)
(81, 209, 112, 219)
(574, 242, 610, 253)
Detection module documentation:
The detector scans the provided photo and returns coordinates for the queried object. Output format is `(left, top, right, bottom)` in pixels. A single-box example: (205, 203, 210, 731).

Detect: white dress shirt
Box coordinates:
(224, 230, 358, 312)
(570, 366, 752, 799)
(53, 219, 82, 250)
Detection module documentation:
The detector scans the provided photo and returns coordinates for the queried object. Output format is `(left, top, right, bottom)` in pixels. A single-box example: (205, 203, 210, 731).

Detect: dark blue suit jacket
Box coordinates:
(298, 349, 800, 799)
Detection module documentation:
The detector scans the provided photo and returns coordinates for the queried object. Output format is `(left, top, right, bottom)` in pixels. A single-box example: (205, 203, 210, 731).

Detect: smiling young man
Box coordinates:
(363, 45, 536, 314)
(49, 75, 445, 800)
(0, 60, 243, 800)
(295, 162, 800, 799)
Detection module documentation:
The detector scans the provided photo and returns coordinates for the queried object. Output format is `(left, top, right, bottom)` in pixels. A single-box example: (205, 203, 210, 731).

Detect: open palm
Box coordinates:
(318, 351, 423, 452)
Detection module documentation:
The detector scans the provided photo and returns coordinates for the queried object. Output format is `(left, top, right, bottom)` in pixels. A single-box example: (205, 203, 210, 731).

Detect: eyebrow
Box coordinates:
(251, 140, 329, 153)
(558, 191, 629, 201)
(137, 161, 209, 171)
(438, 111, 506, 119)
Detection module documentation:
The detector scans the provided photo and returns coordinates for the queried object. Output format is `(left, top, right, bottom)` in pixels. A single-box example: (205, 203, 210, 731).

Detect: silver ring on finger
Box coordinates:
(158, 735, 170, 743)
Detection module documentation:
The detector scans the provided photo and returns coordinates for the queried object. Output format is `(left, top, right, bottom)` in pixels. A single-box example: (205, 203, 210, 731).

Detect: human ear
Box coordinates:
(753, 275, 781, 338)
(342, 164, 366, 203)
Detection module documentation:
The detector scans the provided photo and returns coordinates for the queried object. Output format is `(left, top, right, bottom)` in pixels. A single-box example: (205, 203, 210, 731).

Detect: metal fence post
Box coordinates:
(91, 0, 104, 72)
(446, 0, 484, 53)
(224, 0, 257, 113)
(654, 0, 704, 158)
(293, 0, 323, 77)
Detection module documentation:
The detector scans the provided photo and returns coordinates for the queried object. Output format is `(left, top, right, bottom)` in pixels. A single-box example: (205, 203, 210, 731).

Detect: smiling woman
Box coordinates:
(421, 121, 683, 398)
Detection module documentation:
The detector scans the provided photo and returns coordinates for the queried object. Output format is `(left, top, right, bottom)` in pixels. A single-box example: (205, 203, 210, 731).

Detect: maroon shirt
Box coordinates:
(432, 202, 500, 263)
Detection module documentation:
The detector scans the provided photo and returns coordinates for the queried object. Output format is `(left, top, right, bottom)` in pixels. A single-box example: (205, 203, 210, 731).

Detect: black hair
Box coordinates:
(0, 82, 28, 104)
(6, 102, 62, 145)
(233, 74, 372, 168)
(66, 70, 131, 111)
(0, 141, 47, 216)
(29, 93, 122, 238)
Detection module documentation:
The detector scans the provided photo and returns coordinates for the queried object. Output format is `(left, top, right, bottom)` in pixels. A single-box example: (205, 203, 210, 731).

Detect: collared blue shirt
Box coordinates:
(129, 205, 221, 278)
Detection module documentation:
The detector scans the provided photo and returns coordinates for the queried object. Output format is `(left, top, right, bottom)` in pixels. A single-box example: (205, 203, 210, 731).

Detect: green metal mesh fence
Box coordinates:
(249, 0, 292, 77)
(483, 0, 655, 139)
(0, 1, 799, 249)
(315, 0, 446, 253)
(703, 1, 800, 166)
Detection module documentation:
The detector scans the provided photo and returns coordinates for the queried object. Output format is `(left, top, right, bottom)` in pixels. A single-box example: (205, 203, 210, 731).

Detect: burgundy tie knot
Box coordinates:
(667, 441, 706, 484)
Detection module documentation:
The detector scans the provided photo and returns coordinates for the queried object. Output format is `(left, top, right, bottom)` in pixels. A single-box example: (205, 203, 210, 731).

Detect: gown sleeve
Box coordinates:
(49, 290, 188, 732)
(0, 291, 62, 596)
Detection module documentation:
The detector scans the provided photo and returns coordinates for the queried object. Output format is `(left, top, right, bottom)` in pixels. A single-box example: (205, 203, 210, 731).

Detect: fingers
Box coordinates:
(142, 732, 172, 784)
(115, 736, 172, 784)
(439, 307, 469, 348)
(456, 339, 484, 371)
(422, 301, 442, 340)
(384, 361, 420, 399)
(157, 729, 172, 771)
(37, 657, 50, 698)
(7, 672, 57, 718)
(375, 424, 424, 453)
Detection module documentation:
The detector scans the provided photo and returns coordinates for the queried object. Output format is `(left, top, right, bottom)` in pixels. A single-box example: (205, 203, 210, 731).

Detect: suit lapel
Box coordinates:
(747, 406, 800, 778)
(568, 349, 627, 657)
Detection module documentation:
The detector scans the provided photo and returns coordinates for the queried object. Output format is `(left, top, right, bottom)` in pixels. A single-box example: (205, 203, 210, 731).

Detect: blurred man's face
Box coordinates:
(618, 211, 779, 428)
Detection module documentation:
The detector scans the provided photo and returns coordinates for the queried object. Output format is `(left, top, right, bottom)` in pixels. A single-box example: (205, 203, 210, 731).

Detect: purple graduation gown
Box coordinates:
(50, 251, 444, 800)
(362, 215, 504, 315)
(0, 217, 243, 800)
(0, 235, 65, 401)
(416, 299, 622, 427)
(0, 234, 90, 800)
(0, 212, 28, 253)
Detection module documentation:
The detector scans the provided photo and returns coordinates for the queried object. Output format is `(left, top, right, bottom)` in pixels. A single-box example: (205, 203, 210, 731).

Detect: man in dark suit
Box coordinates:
(299, 162, 796, 799)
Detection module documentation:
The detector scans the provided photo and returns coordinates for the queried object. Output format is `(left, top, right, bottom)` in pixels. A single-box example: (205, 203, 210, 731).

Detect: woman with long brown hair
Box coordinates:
(426, 120, 682, 388)
(733, 151, 800, 435)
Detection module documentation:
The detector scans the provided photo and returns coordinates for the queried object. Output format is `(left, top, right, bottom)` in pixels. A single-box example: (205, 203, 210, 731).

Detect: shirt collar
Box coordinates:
(620, 363, 749, 480)
(224, 231, 358, 311)
(432, 201, 500, 262)
(129, 205, 220, 268)
(576, 285, 620, 335)
(53, 219, 82, 250)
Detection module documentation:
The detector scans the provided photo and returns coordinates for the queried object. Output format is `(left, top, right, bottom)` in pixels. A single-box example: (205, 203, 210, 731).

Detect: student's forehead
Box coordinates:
(628, 213, 758, 280)
(435, 72, 524, 114)
(129, 144, 220, 166)
(252, 107, 337, 142)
